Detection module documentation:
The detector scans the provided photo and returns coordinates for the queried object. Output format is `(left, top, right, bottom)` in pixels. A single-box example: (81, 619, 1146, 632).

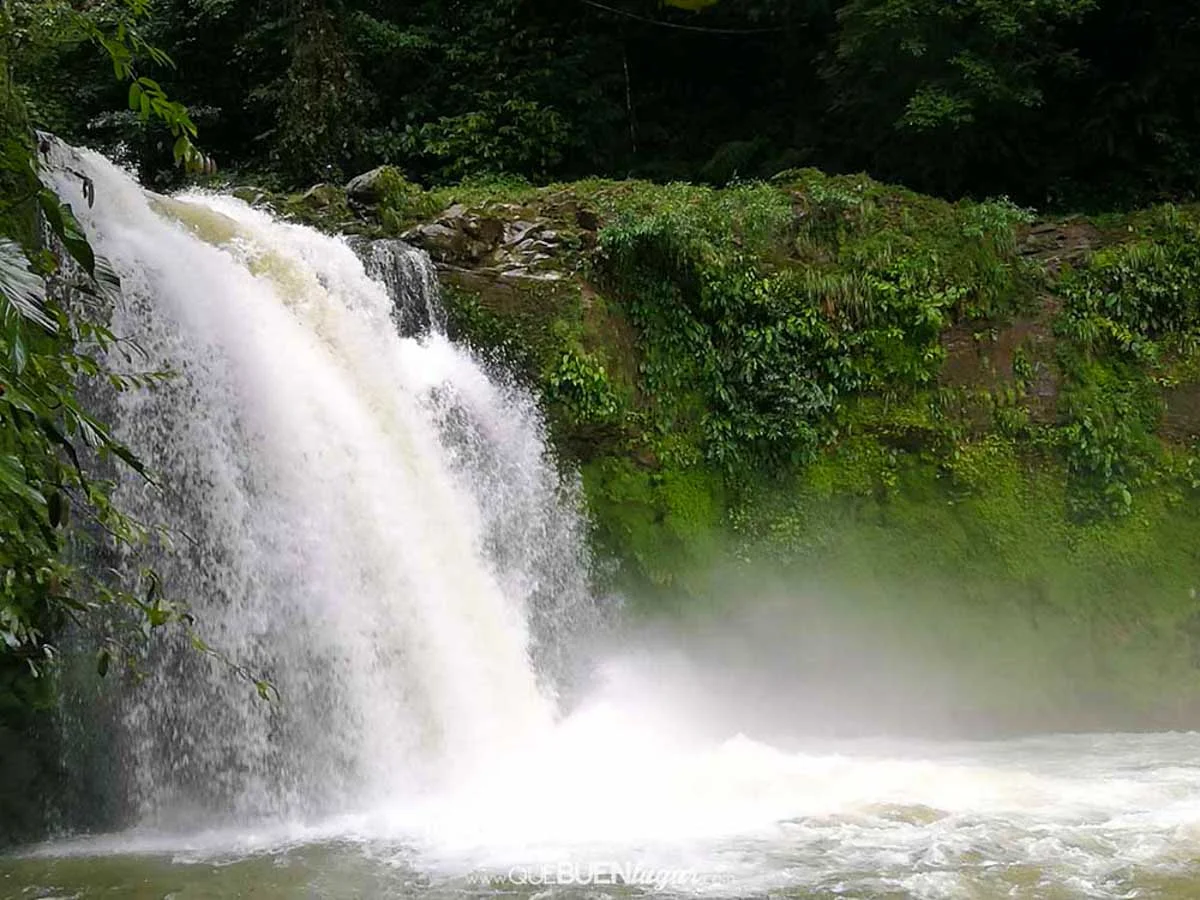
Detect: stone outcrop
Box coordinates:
(1018, 219, 1102, 273)
(402, 202, 577, 282)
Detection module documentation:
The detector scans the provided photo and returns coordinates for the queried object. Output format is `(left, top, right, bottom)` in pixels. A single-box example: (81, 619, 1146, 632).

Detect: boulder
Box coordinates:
(293, 183, 345, 211)
(345, 165, 398, 207)
(404, 222, 467, 262)
(464, 216, 504, 246)
(402, 201, 573, 273)
(561, 202, 597, 233)
(504, 221, 540, 245)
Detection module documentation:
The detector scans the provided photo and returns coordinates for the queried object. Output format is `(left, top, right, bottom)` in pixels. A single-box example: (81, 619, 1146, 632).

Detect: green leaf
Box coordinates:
(94, 254, 122, 298)
(110, 442, 149, 478)
(0, 455, 46, 507)
(37, 192, 96, 278)
(255, 680, 278, 702)
(0, 240, 55, 331)
(39, 420, 84, 478)
(10, 328, 27, 375)
(48, 491, 67, 527)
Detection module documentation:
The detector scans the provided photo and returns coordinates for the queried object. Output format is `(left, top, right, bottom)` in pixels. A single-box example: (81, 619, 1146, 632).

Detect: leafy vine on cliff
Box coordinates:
(594, 173, 1035, 473)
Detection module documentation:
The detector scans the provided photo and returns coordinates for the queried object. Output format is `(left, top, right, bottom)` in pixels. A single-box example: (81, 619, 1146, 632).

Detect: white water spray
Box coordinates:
(22, 148, 1200, 900)
(45, 147, 595, 825)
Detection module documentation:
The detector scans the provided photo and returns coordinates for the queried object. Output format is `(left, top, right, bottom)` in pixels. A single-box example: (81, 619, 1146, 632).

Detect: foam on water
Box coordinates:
(23, 664, 1200, 899)
(17, 146, 1200, 899)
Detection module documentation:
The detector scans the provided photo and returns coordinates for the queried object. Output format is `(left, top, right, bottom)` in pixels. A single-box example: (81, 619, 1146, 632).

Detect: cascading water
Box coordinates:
(356, 238, 445, 337)
(13, 146, 1200, 900)
(42, 145, 596, 827)
(354, 239, 601, 697)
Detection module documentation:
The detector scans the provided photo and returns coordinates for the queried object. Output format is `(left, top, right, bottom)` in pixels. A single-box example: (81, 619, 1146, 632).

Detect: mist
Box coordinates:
(582, 563, 1168, 744)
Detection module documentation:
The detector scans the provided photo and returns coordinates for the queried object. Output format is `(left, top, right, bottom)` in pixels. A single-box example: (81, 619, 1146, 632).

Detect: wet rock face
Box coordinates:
(1019, 220, 1102, 274)
(402, 204, 570, 282)
(940, 311, 1060, 426)
(405, 221, 469, 262)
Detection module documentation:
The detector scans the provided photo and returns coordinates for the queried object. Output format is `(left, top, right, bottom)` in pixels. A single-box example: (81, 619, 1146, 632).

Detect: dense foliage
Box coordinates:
(594, 175, 1035, 471)
(10, 0, 1199, 205)
(395, 170, 1200, 725)
(1, 0, 223, 683)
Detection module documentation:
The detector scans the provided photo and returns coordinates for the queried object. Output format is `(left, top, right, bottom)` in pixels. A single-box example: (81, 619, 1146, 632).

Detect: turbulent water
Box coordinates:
(9, 699, 1200, 898)
(42, 145, 595, 824)
(6, 149, 1200, 899)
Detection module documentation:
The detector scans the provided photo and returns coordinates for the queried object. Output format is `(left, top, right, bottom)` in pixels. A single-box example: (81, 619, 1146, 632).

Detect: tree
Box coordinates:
(826, 0, 1097, 196)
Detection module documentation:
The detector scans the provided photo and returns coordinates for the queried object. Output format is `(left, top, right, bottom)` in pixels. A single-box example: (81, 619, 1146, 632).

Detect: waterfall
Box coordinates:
(44, 147, 597, 827)
(355, 238, 445, 338)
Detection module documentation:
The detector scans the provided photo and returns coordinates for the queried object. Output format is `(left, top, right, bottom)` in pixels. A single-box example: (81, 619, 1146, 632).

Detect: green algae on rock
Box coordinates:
(276, 168, 1200, 729)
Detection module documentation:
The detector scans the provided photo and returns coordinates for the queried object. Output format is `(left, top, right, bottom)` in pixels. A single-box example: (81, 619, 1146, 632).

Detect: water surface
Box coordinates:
(7, 728, 1200, 899)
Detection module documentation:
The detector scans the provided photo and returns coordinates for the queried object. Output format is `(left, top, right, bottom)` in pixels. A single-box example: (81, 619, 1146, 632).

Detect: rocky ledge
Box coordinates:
(401, 203, 574, 282)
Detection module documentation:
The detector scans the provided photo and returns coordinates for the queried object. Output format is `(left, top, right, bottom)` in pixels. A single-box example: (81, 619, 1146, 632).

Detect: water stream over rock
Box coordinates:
(5, 148, 1200, 900)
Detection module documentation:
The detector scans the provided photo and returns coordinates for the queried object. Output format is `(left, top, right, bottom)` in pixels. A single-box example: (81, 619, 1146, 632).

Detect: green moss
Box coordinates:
(373, 168, 442, 231)
(581, 457, 725, 601)
(710, 435, 1200, 720)
(270, 183, 357, 231)
(359, 169, 1200, 722)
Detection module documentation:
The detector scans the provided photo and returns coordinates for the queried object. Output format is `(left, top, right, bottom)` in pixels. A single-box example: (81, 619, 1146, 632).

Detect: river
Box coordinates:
(6, 722, 1200, 898)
